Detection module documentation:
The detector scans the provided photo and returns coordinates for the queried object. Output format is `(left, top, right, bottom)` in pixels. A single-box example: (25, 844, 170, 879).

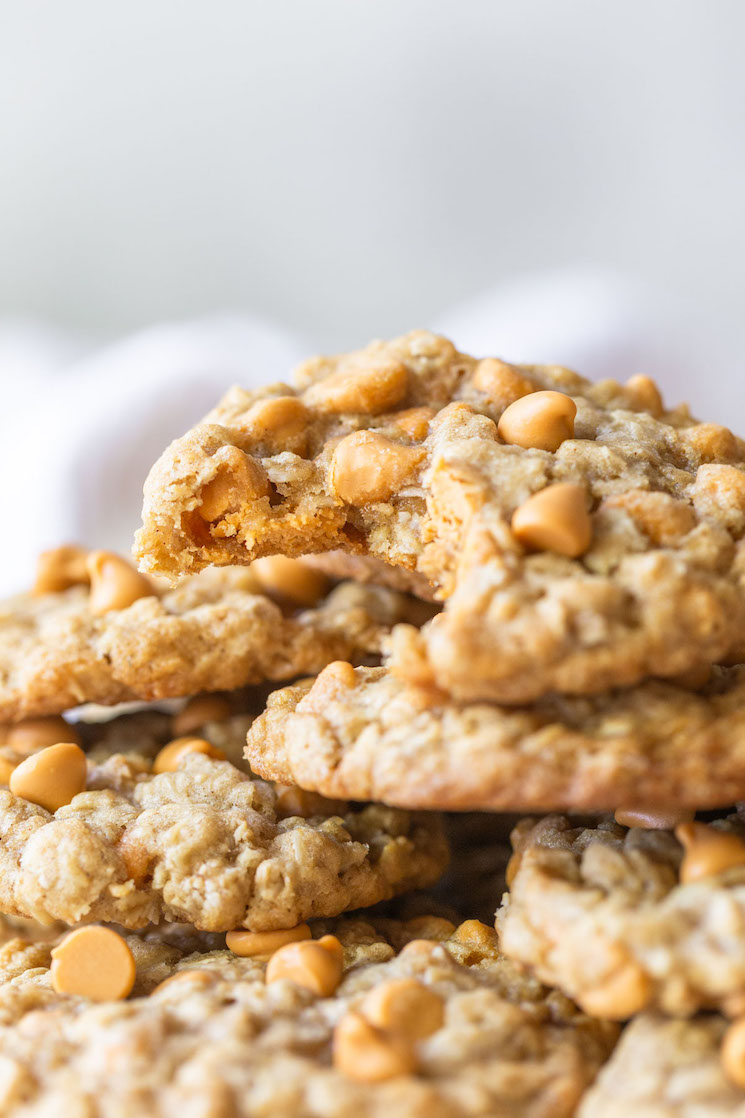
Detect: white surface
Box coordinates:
(0, 0, 744, 368)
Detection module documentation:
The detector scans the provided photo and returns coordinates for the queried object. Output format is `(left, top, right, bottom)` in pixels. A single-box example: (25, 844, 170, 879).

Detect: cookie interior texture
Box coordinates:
(244, 663, 745, 812)
(0, 916, 618, 1118)
(0, 566, 428, 721)
(497, 812, 745, 1018)
(137, 330, 745, 703)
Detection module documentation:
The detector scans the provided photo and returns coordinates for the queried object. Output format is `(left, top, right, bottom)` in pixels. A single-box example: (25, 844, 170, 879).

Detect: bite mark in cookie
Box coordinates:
(137, 330, 745, 702)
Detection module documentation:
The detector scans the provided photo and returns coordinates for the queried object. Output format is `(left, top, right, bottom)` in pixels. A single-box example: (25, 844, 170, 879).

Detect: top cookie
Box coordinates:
(0, 547, 428, 720)
(136, 331, 745, 703)
(0, 916, 618, 1118)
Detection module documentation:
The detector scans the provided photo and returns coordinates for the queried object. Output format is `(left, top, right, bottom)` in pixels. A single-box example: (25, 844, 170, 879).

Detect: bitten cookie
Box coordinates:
(137, 330, 745, 703)
(0, 916, 617, 1118)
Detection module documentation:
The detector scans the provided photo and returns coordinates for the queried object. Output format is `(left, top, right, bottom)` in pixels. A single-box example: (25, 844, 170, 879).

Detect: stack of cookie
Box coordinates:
(0, 550, 613, 1114)
(2, 332, 745, 1114)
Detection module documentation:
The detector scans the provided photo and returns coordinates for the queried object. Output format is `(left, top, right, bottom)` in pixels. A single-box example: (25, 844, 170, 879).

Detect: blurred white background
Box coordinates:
(0, 0, 743, 589)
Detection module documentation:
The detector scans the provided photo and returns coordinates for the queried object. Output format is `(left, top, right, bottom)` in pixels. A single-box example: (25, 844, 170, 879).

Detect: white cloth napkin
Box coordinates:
(0, 270, 724, 597)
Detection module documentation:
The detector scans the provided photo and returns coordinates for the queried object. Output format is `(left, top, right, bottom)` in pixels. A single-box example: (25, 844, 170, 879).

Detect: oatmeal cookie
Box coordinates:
(0, 558, 426, 720)
(137, 331, 745, 702)
(0, 916, 617, 1117)
(245, 663, 745, 812)
(577, 1014, 745, 1117)
(498, 812, 745, 1018)
(0, 741, 446, 930)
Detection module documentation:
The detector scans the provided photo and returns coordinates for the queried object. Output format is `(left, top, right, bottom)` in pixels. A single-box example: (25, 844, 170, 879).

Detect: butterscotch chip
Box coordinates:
(722, 1017, 745, 1090)
(9, 742, 87, 812)
(152, 968, 215, 995)
(5, 716, 82, 755)
(51, 926, 135, 1001)
(498, 390, 576, 452)
(625, 374, 663, 417)
(152, 736, 226, 774)
(304, 359, 408, 415)
(226, 924, 311, 958)
(198, 446, 271, 522)
(0, 565, 426, 721)
(676, 821, 745, 883)
(302, 660, 357, 711)
(498, 811, 745, 1017)
(265, 935, 344, 996)
(137, 330, 745, 704)
(360, 978, 444, 1039)
(86, 551, 155, 615)
(0, 915, 618, 1117)
(240, 395, 311, 455)
(472, 358, 536, 409)
(511, 482, 592, 557)
(0, 740, 446, 930)
(246, 663, 745, 813)
(333, 1011, 417, 1081)
(251, 555, 331, 607)
(390, 406, 436, 441)
(32, 545, 90, 595)
(614, 807, 694, 830)
(578, 957, 651, 1021)
(330, 431, 424, 504)
(397, 938, 440, 960)
(171, 694, 233, 737)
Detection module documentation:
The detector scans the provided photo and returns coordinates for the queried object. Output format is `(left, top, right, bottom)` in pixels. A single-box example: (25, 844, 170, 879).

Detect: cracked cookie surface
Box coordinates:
(0, 728, 446, 930)
(0, 916, 617, 1118)
(137, 330, 745, 702)
(497, 812, 745, 1018)
(245, 664, 745, 812)
(0, 566, 424, 721)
